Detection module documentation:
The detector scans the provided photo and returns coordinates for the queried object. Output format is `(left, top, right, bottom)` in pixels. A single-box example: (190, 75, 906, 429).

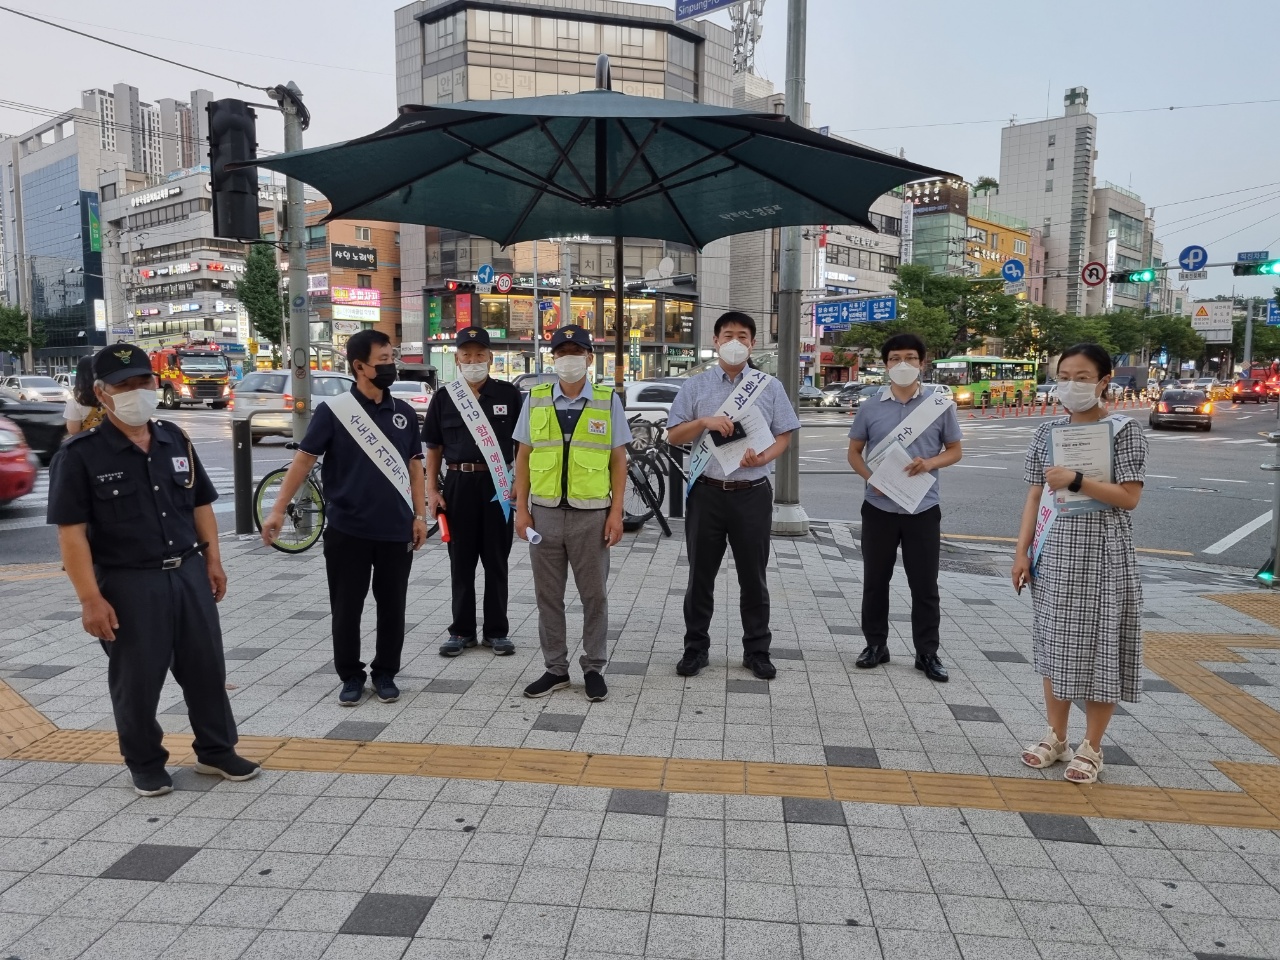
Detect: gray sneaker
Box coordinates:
(484, 637, 515, 656)
(439, 635, 477, 657)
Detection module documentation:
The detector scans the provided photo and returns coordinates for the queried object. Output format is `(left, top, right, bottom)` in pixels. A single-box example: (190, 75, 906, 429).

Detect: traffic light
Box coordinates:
(207, 99, 259, 240)
(1109, 268, 1156, 284)
(1233, 259, 1280, 277)
(444, 280, 475, 293)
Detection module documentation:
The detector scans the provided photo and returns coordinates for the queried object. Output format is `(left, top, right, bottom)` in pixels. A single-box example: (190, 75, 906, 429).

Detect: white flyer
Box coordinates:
(710, 408, 776, 475)
(1049, 420, 1114, 514)
(866, 440, 937, 514)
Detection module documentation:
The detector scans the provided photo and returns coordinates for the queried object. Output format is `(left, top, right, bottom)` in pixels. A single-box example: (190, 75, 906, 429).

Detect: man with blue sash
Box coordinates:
(665, 311, 801, 680)
(423, 327, 523, 657)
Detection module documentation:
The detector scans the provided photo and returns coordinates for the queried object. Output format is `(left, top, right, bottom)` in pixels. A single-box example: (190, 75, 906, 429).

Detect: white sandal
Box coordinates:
(1020, 728, 1070, 769)
(1064, 739, 1104, 783)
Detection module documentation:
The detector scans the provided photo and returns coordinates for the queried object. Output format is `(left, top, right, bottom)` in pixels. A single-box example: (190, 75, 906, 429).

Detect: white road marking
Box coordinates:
(1222, 438, 1266, 444)
(1203, 511, 1273, 555)
(954, 464, 1007, 470)
(1147, 474, 1177, 479)
(1203, 478, 1248, 484)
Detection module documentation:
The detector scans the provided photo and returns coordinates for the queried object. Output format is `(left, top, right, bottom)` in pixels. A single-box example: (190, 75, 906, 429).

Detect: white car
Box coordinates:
(230, 371, 354, 441)
(623, 381, 682, 424)
(1, 375, 70, 403)
(388, 380, 433, 426)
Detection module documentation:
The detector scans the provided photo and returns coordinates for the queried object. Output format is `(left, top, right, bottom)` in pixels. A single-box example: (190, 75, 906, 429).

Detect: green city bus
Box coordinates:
(931, 356, 1038, 408)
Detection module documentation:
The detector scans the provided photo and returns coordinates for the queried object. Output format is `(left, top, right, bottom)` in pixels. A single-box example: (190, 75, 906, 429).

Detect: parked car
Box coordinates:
(843, 383, 882, 407)
(512, 371, 561, 393)
(1232, 377, 1270, 403)
(820, 382, 850, 406)
(926, 383, 953, 400)
(0, 415, 37, 506)
(623, 381, 682, 423)
(1150, 389, 1213, 431)
(388, 380, 433, 426)
(0, 389, 66, 465)
(230, 371, 355, 441)
(1036, 381, 1057, 401)
(1, 375, 69, 403)
(54, 373, 75, 390)
(798, 384, 824, 407)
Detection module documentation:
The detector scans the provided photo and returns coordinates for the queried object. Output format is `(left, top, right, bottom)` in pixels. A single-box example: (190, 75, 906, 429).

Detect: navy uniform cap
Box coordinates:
(549, 325, 593, 352)
(456, 326, 491, 347)
(93, 344, 153, 386)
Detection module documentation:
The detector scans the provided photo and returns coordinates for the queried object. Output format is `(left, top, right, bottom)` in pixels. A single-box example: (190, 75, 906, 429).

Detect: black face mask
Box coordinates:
(362, 362, 398, 390)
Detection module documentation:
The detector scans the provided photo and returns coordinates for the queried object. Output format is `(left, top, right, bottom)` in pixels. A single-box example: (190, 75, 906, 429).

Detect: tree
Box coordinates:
(836, 298, 955, 362)
(235, 243, 283, 346)
(0, 304, 43, 359)
(973, 176, 999, 194)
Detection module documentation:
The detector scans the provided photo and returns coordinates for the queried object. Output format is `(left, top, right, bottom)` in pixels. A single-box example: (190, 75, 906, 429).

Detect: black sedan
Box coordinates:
(0, 388, 67, 464)
(1150, 389, 1212, 432)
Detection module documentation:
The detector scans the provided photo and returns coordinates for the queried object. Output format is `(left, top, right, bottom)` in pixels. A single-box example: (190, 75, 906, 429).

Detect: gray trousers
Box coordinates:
(530, 504, 610, 675)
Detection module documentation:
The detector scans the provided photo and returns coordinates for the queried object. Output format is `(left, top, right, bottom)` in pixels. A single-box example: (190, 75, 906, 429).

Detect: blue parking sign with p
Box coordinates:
(1001, 259, 1024, 283)
(1178, 245, 1208, 272)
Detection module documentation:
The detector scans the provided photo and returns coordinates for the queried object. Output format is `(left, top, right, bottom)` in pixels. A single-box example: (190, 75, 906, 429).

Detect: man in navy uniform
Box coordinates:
(423, 327, 523, 657)
(47, 344, 259, 797)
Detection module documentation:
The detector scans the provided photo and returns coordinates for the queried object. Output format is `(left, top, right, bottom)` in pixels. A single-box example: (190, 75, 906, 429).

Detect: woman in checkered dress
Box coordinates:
(1010, 344, 1148, 784)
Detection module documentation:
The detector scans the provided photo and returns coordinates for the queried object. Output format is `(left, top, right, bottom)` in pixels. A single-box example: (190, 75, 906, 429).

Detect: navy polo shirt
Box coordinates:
(299, 385, 424, 542)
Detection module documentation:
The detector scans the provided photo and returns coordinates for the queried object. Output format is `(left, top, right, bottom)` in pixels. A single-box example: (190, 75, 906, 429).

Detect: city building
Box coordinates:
(258, 199, 403, 364)
(81, 86, 211, 178)
(905, 177, 970, 276)
(988, 87, 1098, 316)
(1, 110, 127, 371)
(392, 0, 734, 381)
(1085, 182, 1157, 315)
(966, 190, 1045, 305)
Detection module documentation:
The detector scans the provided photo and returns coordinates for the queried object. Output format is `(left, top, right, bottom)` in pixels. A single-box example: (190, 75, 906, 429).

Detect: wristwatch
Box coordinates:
(414, 514, 428, 522)
(1067, 471, 1084, 493)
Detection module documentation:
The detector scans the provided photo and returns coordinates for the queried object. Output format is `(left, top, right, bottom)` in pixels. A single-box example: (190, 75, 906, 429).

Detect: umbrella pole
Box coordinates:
(614, 235, 624, 396)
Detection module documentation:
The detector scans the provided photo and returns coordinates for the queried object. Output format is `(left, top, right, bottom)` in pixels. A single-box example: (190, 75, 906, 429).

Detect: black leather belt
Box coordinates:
(160, 542, 208, 570)
(696, 476, 770, 491)
(446, 462, 487, 472)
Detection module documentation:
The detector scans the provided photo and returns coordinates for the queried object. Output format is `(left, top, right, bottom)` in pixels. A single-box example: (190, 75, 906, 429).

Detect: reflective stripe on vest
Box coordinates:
(528, 383, 613, 509)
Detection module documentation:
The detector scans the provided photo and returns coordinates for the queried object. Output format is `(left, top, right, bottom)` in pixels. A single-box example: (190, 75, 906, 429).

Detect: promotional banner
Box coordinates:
(331, 287, 381, 306)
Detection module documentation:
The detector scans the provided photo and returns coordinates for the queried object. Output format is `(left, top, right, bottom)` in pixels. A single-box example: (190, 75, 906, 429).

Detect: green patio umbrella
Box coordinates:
(248, 86, 947, 249)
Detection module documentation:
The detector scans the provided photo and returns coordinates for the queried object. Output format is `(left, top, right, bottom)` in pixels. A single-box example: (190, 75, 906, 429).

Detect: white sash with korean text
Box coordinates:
(445, 379, 514, 521)
(865, 387, 956, 472)
(326, 391, 414, 510)
(686, 368, 771, 494)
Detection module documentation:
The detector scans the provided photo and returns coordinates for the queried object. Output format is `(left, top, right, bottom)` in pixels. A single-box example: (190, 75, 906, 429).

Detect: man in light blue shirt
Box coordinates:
(847, 332, 962, 683)
(666, 311, 801, 681)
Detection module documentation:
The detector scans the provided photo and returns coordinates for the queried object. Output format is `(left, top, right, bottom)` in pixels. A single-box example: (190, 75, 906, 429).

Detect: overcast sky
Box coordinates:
(2, 0, 1277, 300)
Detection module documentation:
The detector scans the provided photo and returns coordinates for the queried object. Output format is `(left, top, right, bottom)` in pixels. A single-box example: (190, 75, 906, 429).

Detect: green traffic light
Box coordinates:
(1138, 269, 1155, 282)
(1262, 260, 1280, 276)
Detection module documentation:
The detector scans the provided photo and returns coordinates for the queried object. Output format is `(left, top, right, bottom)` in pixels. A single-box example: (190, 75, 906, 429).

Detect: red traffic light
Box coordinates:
(446, 280, 459, 291)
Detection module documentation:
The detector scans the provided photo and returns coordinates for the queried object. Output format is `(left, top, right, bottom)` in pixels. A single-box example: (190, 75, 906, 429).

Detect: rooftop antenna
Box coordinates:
(729, 0, 766, 75)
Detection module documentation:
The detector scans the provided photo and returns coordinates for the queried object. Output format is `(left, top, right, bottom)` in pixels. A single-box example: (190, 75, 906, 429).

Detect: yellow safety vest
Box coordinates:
(527, 382, 613, 509)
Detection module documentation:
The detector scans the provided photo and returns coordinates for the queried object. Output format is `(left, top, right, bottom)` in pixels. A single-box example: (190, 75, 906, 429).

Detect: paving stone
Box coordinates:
(1214, 671, 1271, 687)
(100, 844, 201, 882)
(1020, 814, 1101, 846)
(949, 704, 1002, 723)
(727, 679, 770, 695)
(339, 892, 435, 937)
(962, 598, 996, 606)
(1142, 679, 1179, 694)
(607, 661, 649, 675)
(827, 625, 862, 635)
(289, 610, 329, 621)
(982, 650, 1028, 664)
(325, 721, 388, 742)
(10, 664, 73, 679)
(1104, 745, 1137, 767)
(607, 789, 669, 817)
(770, 648, 804, 660)
(224, 647, 270, 660)
(783, 797, 846, 827)
(532, 713, 585, 733)
(423, 679, 472, 695)
(824, 746, 880, 769)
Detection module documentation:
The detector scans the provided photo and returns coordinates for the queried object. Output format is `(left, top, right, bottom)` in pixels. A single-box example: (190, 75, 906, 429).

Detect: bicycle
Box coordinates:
(623, 416, 689, 538)
(253, 441, 327, 553)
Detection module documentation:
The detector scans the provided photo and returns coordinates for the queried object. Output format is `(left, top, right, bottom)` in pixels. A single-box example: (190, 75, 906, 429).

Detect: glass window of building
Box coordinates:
(1045, 179, 1053, 192)
(1013, 239, 1028, 255)
(357, 274, 372, 288)
(354, 226, 370, 242)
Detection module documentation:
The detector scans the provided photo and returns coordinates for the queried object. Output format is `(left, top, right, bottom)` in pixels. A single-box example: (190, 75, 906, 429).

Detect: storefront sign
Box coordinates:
(308, 273, 329, 293)
(332, 320, 363, 335)
(332, 304, 380, 322)
(206, 262, 245, 274)
(168, 302, 200, 314)
(427, 296, 442, 337)
(331, 287, 381, 306)
(129, 186, 182, 208)
(140, 261, 200, 279)
(93, 299, 106, 332)
(330, 244, 377, 270)
(134, 307, 161, 317)
(456, 296, 472, 330)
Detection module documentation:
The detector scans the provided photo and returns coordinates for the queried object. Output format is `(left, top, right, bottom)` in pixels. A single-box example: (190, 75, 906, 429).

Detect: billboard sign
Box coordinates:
(331, 305, 380, 322)
(330, 244, 377, 270)
(331, 286, 381, 306)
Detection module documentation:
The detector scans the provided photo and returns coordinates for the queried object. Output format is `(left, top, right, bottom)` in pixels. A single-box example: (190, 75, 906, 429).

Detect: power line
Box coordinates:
(1204, 208, 1280, 248)
(1152, 181, 1280, 209)
(0, 5, 269, 92)
(1161, 194, 1280, 239)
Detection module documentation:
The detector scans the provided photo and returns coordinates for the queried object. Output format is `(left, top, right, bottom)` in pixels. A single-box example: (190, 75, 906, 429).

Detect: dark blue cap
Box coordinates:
(549, 325, 593, 352)
(456, 326, 490, 347)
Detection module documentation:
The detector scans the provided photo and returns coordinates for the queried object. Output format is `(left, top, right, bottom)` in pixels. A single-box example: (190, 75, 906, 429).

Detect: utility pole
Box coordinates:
(560, 242, 572, 332)
(272, 83, 311, 442)
(772, 0, 809, 536)
(1244, 297, 1255, 372)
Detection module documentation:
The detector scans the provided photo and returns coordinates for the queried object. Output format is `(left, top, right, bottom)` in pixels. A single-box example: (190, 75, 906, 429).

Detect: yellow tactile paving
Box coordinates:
(9, 600, 1280, 829)
(0, 562, 65, 583)
(1202, 593, 1280, 631)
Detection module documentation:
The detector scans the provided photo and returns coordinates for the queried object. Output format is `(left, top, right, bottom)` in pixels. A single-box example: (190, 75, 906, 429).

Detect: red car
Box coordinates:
(0, 415, 37, 506)
(1232, 378, 1270, 403)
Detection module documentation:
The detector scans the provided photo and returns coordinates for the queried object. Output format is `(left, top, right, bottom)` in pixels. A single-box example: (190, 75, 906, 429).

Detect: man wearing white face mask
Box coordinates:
(47, 344, 259, 797)
(847, 333, 963, 683)
(513, 325, 631, 702)
(423, 327, 523, 657)
(666, 311, 801, 680)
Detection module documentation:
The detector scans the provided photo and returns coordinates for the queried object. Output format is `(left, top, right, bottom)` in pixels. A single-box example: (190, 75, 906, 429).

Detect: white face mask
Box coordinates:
(106, 386, 159, 426)
(1056, 380, 1102, 412)
(718, 340, 750, 366)
(887, 362, 920, 386)
(554, 355, 589, 383)
(458, 362, 489, 384)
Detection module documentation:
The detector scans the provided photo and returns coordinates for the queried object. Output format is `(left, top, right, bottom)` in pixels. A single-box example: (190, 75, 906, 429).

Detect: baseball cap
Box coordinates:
(549, 325, 593, 352)
(455, 326, 491, 347)
(93, 344, 153, 386)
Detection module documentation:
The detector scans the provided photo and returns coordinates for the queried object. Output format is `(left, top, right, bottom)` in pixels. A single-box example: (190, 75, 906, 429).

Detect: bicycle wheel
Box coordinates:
(254, 468, 326, 553)
(623, 457, 666, 525)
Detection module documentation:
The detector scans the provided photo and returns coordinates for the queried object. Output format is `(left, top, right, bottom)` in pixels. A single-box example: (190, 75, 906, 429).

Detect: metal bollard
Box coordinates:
(667, 443, 685, 519)
(232, 416, 255, 536)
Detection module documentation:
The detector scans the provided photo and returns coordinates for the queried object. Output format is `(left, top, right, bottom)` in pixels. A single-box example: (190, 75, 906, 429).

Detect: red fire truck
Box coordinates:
(150, 340, 232, 410)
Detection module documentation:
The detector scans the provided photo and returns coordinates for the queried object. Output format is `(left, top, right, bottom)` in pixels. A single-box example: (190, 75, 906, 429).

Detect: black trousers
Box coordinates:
(860, 501, 942, 657)
(97, 559, 238, 775)
(683, 480, 773, 654)
(323, 526, 414, 683)
(443, 469, 514, 640)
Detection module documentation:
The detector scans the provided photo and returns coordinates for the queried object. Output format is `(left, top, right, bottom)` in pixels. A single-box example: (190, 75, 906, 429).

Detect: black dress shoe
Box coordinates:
(743, 651, 776, 680)
(915, 653, 949, 682)
(676, 649, 709, 677)
(855, 645, 890, 669)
